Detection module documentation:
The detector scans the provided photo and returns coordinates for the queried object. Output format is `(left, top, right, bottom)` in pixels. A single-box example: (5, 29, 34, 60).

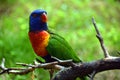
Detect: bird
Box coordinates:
(28, 9, 87, 80)
(28, 9, 82, 63)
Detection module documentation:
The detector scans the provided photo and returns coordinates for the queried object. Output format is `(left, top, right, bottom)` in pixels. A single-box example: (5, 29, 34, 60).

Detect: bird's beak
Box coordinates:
(41, 13, 47, 22)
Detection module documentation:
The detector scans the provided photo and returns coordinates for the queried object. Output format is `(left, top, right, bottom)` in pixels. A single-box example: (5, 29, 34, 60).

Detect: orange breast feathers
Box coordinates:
(28, 31, 50, 57)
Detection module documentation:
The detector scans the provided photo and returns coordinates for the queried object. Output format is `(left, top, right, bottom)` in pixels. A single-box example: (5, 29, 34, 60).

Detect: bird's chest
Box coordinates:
(28, 31, 50, 57)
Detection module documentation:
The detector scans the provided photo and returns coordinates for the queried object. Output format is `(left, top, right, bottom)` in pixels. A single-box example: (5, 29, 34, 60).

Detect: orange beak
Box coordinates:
(41, 13, 47, 22)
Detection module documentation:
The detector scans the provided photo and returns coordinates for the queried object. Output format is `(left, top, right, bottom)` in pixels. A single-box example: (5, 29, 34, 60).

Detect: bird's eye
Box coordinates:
(32, 14, 38, 18)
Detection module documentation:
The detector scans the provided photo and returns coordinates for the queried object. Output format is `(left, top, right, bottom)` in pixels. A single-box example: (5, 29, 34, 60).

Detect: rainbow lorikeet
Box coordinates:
(28, 9, 82, 63)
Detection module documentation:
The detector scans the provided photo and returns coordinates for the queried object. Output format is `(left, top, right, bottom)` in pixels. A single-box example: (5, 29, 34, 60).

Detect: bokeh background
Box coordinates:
(0, 0, 120, 80)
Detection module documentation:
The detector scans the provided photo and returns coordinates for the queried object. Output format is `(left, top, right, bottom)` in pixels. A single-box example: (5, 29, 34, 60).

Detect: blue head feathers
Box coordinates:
(29, 9, 48, 31)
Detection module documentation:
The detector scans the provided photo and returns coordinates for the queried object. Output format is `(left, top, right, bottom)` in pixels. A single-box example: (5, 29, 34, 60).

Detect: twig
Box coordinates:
(0, 59, 72, 75)
(92, 17, 110, 58)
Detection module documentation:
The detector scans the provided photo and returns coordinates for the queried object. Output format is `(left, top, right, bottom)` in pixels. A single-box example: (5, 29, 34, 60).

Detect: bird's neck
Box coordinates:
(41, 23, 48, 30)
(29, 22, 48, 32)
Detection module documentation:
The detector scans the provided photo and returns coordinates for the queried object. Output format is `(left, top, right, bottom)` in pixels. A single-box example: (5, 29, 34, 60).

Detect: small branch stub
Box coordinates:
(92, 17, 110, 58)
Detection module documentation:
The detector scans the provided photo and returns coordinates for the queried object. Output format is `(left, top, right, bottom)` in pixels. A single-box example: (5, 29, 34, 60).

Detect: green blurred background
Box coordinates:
(0, 0, 120, 80)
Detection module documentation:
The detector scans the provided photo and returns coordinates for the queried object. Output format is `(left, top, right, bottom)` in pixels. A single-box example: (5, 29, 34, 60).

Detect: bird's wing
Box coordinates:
(46, 32, 81, 62)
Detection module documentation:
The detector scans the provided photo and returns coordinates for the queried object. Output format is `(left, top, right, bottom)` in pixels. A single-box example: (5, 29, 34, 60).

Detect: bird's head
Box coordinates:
(29, 9, 48, 31)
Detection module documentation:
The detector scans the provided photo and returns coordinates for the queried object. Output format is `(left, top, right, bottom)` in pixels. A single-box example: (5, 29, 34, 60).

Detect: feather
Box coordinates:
(46, 32, 82, 63)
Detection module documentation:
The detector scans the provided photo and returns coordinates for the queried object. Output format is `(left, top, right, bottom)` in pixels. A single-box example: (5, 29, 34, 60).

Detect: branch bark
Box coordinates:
(52, 57, 120, 80)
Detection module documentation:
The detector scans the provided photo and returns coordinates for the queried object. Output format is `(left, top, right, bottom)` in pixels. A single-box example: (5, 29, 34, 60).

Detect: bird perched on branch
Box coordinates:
(28, 9, 82, 63)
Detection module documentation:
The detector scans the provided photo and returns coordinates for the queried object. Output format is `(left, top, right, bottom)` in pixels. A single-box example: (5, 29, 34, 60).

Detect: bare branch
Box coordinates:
(52, 57, 120, 80)
(0, 59, 72, 75)
(92, 17, 110, 58)
(1, 57, 120, 80)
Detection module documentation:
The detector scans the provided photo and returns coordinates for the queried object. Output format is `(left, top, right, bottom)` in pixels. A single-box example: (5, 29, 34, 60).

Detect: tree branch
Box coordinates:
(52, 57, 120, 80)
(0, 59, 72, 75)
(92, 17, 110, 58)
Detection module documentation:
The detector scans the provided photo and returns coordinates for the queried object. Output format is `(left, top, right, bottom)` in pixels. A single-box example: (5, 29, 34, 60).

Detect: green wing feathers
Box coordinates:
(46, 32, 82, 63)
